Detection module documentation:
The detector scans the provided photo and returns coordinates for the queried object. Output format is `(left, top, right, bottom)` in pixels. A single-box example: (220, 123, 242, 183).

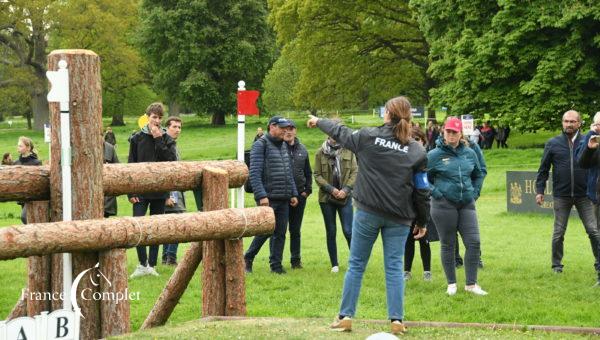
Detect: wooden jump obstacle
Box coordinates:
(0, 49, 274, 340)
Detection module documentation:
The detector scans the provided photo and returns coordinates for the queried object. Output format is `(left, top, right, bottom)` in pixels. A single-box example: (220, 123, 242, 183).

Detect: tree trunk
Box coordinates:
(141, 242, 203, 329)
(31, 91, 49, 131)
(0, 160, 248, 202)
(25, 201, 52, 317)
(211, 111, 226, 125)
(202, 167, 229, 316)
(25, 110, 33, 130)
(0, 207, 274, 260)
(48, 49, 104, 340)
(169, 101, 181, 116)
(110, 113, 126, 126)
(427, 107, 436, 122)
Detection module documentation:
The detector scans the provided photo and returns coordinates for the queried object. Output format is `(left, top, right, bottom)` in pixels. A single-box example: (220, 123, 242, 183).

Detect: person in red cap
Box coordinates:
(427, 117, 487, 296)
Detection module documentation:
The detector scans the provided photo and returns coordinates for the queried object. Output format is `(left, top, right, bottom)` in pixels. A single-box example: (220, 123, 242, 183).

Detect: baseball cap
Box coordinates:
(268, 116, 293, 127)
(444, 117, 462, 132)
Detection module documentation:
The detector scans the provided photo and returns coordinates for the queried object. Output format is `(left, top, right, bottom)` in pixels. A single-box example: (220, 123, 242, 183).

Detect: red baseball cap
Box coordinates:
(444, 117, 462, 132)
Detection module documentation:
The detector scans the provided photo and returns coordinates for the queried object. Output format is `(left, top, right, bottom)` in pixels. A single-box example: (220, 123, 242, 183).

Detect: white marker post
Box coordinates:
(236, 80, 246, 209)
(46, 60, 73, 310)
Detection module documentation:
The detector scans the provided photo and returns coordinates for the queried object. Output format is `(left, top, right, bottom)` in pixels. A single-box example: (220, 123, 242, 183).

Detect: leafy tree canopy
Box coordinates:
(268, 0, 431, 112)
(137, 0, 274, 125)
(411, 0, 600, 130)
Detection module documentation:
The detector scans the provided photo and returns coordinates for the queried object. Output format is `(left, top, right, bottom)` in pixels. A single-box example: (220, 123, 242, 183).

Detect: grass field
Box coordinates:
(1, 112, 599, 338)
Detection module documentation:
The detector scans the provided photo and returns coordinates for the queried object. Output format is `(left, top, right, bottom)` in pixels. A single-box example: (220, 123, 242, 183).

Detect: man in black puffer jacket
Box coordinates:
(244, 116, 299, 274)
(535, 110, 599, 275)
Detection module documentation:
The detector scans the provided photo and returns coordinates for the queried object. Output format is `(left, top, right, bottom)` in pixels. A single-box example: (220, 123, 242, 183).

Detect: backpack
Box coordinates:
(243, 137, 267, 193)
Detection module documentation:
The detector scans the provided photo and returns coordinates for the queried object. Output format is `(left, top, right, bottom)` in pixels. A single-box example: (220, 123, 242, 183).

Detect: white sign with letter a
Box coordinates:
(0, 309, 80, 340)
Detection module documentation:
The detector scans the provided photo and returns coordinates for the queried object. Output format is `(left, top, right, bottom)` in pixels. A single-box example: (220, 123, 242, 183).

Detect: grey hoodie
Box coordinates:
(316, 119, 430, 226)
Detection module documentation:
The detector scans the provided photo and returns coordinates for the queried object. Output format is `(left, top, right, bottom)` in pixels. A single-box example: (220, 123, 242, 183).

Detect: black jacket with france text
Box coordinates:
(536, 131, 587, 198)
(316, 119, 430, 226)
(128, 126, 177, 200)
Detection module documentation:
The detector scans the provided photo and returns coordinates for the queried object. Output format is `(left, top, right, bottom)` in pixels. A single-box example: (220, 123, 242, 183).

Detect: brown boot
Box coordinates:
(330, 316, 352, 332)
(391, 320, 407, 335)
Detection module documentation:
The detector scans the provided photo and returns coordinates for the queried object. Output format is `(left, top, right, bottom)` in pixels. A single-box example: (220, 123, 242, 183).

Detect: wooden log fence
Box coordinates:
(0, 160, 247, 202)
(0, 207, 274, 260)
(1, 49, 262, 339)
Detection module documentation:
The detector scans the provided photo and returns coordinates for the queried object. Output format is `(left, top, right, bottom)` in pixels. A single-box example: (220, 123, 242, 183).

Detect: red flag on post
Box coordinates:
(237, 90, 260, 115)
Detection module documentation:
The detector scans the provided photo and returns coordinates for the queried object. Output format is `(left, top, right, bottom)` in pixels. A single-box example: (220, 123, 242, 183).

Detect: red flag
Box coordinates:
(237, 90, 260, 115)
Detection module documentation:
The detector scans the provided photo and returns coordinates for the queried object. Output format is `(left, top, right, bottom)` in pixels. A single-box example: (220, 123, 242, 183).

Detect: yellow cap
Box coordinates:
(137, 114, 149, 129)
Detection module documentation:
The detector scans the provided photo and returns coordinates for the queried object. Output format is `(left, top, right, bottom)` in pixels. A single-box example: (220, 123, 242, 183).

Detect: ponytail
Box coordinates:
(394, 119, 411, 144)
(385, 96, 412, 144)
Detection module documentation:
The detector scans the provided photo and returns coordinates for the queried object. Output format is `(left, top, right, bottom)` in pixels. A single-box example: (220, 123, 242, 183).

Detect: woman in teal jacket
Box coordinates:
(427, 117, 487, 296)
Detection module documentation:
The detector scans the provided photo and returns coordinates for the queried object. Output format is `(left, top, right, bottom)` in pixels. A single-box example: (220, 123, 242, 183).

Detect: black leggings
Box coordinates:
(404, 225, 431, 272)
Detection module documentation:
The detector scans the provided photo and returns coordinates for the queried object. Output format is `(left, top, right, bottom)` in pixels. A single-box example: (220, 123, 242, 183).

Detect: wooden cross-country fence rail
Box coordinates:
(0, 49, 273, 340)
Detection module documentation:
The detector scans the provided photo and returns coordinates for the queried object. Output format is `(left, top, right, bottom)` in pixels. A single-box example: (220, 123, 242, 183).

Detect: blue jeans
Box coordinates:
(320, 200, 353, 267)
(163, 211, 183, 260)
(339, 209, 410, 320)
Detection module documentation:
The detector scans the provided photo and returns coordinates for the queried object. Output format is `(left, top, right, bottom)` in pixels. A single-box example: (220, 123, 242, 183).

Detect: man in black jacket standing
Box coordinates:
(283, 120, 312, 269)
(244, 116, 299, 274)
(128, 103, 177, 278)
(536, 110, 600, 275)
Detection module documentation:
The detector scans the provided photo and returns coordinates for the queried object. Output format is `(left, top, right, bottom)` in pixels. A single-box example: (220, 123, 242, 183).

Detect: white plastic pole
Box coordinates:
(237, 80, 246, 209)
(46, 59, 73, 310)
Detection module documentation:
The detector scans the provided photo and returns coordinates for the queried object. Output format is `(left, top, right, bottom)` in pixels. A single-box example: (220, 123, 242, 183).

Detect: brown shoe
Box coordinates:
(391, 321, 407, 335)
(330, 316, 352, 332)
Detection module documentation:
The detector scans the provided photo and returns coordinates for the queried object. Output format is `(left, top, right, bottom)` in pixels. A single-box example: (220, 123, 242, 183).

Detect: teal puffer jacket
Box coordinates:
(427, 139, 484, 204)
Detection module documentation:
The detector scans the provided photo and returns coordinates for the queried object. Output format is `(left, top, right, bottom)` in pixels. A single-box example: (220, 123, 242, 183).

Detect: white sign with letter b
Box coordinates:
(0, 309, 80, 340)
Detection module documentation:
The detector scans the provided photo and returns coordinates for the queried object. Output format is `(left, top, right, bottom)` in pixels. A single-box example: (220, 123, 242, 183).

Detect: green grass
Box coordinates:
(1, 113, 598, 337)
(113, 318, 594, 339)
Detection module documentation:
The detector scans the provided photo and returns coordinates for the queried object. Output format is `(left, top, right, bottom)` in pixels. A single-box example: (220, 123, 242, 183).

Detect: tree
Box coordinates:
(268, 0, 434, 116)
(411, 0, 600, 130)
(262, 49, 299, 112)
(51, 0, 144, 126)
(0, 0, 54, 130)
(137, 0, 274, 125)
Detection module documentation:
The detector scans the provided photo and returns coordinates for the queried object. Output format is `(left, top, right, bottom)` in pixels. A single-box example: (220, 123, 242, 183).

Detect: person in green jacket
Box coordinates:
(427, 117, 487, 296)
(314, 136, 358, 273)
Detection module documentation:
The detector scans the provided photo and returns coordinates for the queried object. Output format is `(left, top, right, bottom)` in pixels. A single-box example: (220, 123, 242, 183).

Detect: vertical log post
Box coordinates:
(25, 201, 51, 316)
(99, 248, 130, 337)
(202, 167, 229, 316)
(224, 238, 246, 316)
(48, 49, 104, 340)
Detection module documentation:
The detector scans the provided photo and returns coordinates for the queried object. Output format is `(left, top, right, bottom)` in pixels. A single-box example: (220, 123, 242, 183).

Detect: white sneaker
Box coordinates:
(403, 271, 412, 281)
(147, 266, 160, 277)
(331, 266, 339, 273)
(465, 284, 488, 295)
(446, 283, 457, 296)
(130, 264, 148, 279)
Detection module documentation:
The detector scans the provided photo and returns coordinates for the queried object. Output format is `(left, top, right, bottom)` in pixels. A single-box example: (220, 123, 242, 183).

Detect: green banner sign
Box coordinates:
(506, 171, 576, 215)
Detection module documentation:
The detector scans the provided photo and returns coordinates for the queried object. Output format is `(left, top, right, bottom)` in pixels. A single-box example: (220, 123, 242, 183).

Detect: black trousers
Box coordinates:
(133, 198, 166, 267)
(245, 199, 290, 271)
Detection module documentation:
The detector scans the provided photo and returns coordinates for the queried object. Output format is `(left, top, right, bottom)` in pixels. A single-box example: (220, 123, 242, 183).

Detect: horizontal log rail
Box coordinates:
(0, 160, 247, 202)
(0, 207, 274, 260)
